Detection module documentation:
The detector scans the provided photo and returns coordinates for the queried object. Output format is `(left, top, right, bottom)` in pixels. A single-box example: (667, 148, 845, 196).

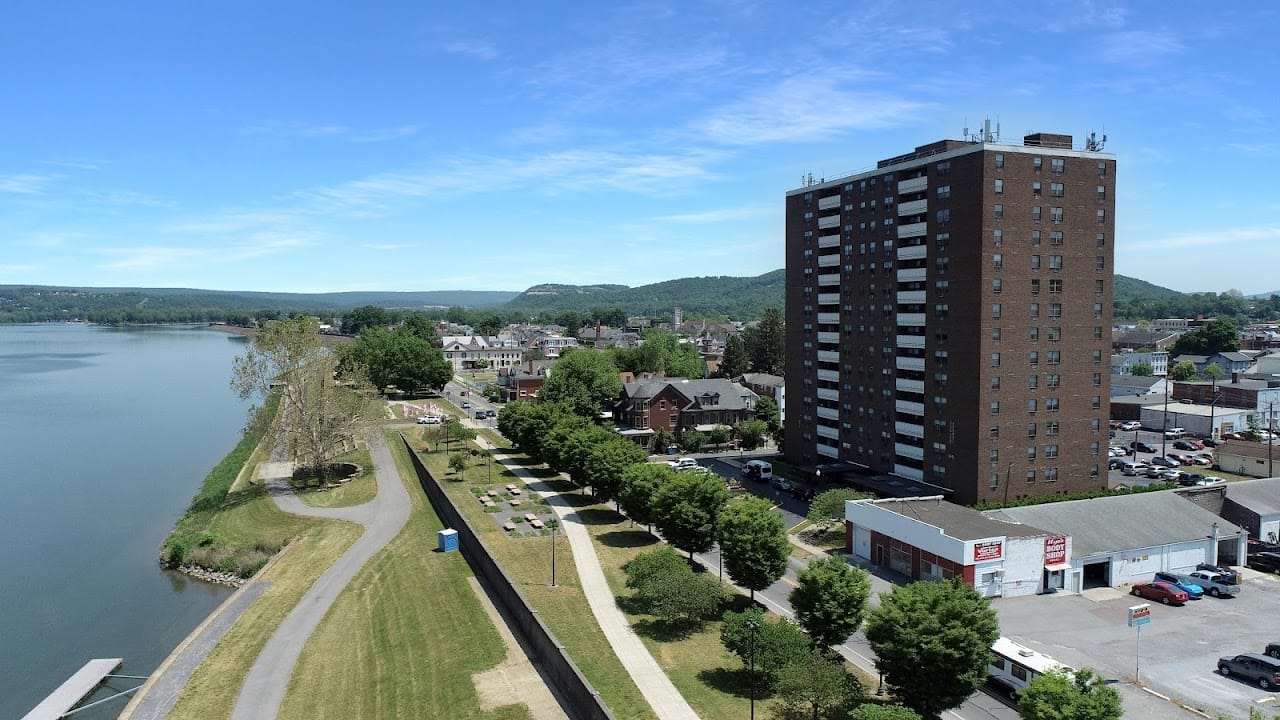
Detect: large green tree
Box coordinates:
(718, 333, 748, 379)
(808, 488, 872, 525)
(717, 496, 790, 601)
(539, 347, 623, 418)
(348, 326, 452, 393)
(743, 307, 785, 375)
(618, 463, 677, 529)
(400, 312, 440, 345)
(771, 648, 862, 720)
(755, 394, 781, 435)
(583, 438, 648, 501)
(1169, 318, 1239, 356)
(721, 607, 812, 687)
(1129, 361, 1153, 377)
(623, 547, 724, 631)
(1169, 360, 1198, 381)
(864, 580, 1000, 720)
(341, 305, 391, 336)
(651, 471, 730, 558)
(1018, 668, 1122, 720)
(790, 556, 872, 649)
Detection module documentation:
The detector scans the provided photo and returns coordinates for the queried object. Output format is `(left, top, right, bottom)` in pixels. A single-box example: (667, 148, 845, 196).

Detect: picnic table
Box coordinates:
(510, 498, 522, 507)
(503, 522, 516, 532)
(524, 513, 537, 522)
(482, 499, 495, 508)
(530, 519, 545, 529)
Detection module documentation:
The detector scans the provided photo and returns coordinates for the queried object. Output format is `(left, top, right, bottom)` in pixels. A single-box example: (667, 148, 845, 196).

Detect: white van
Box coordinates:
(741, 460, 773, 481)
(416, 414, 442, 425)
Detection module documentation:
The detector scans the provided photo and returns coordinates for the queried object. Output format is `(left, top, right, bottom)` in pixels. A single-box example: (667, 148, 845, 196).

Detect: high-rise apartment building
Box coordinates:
(784, 132, 1116, 506)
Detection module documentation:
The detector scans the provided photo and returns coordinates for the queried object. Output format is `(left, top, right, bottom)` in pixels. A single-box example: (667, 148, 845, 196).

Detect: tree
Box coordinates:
(1170, 360, 1198, 381)
(618, 462, 676, 528)
(707, 423, 733, 448)
(848, 705, 922, 720)
(231, 317, 374, 475)
(1169, 318, 1240, 357)
(1018, 668, 1122, 720)
(772, 648, 862, 720)
(864, 580, 1000, 720)
(348, 326, 452, 393)
(623, 547, 725, 630)
(755, 394, 781, 435)
(808, 488, 872, 525)
(341, 305, 391, 336)
(790, 556, 872, 649)
(400, 312, 440, 345)
(718, 333, 748, 378)
(678, 429, 705, 453)
(539, 347, 622, 418)
(736, 419, 768, 450)
(582, 438, 648, 501)
(1129, 361, 1154, 377)
(448, 452, 467, 479)
(717, 496, 790, 601)
(1201, 362, 1226, 385)
(624, 546, 688, 595)
(721, 607, 812, 687)
(743, 307, 785, 375)
(651, 471, 730, 558)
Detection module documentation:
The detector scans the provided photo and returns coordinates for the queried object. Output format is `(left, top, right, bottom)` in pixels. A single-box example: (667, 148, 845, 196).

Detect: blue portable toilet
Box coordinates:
(438, 528, 459, 552)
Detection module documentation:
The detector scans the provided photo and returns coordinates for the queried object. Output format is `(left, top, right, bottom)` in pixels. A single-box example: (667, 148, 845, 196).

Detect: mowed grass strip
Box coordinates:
(277, 431, 531, 720)
(415, 434, 658, 720)
(166, 514, 363, 720)
(296, 446, 379, 509)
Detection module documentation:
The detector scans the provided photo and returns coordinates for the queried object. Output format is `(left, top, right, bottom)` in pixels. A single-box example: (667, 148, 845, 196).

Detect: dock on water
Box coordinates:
(22, 658, 123, 720)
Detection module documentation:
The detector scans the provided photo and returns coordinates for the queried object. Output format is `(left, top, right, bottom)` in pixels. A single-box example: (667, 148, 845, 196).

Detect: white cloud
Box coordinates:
(242, 121, 349, 138)
(352, 125, 423, 143)
(0, 264, 40, 274)
(694, 73, 926, 145)
(1098, 29, 1184, 65)
(362, 242, 418, 251)
(1125, 226, 1280, 252)
(99, 246, 208, 271)
(0, 173, 59, 194)
(442, 39, 499, 61)
(652, 205, 773, 223)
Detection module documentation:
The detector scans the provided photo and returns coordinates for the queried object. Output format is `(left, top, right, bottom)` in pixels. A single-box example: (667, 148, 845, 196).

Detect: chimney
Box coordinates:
(1232, 372, 1240, 383)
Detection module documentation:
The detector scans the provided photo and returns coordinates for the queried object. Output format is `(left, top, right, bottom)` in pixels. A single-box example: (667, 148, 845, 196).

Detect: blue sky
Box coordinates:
(2, 1, 1278, 294)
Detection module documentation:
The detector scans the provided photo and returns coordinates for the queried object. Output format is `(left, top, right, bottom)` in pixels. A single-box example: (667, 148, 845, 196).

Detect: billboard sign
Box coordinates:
(1044, 535, 1068, 565)
(1128, 604, 1151, 627)
(973, 540, 1003, 562)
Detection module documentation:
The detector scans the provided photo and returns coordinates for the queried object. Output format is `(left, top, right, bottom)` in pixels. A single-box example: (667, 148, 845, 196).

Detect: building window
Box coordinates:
(1095, 279, 1105, 295)
(1096, 232, 1106, 247)
(1097, 209, 1106, 224)
(994, 179, 1004, 194)
(1049, 279, 1063, 294)
(1027, 422, 1037, 438)
(994, 204, 1004, 219)
(1047, 350, 1061, 364)
(1045, 467, 1059, 483)
(1091, 395, 1102, 410)
(1031, 280, 1041, 295)
(1047, 327, 1062, 341)
(1046, 373, 1060, 388)
(991, 402, 1000, 416)
(1027, 399, 1037, 414)
(1050, 182, 1064, 197)
(992, 279, 1002, 294)
(1032, 205, 1041, 222)
(1093, 372, 1102, 387)
(1089, 464, 1100, 478)
(991, 376, 1001, 390)
(990, 449, 1000, 463)
(936, 232, 950, 247)
(1093, 303, 1103, 318)
(1098, 161, 1107, 175)
(1031, 229, 1041, 246)
(1050, 207, 1064, 223)
(937, 161, 951, 175)
(1093, 326, 1104, 340)
(1027, 446, 1037, 459)
(995, 153, 1004, 168)
(937, 209, 951, 223)
(1097, 185, 1106, 199)
(1051, 158, 1065, 173)
(992, 327, 1002, 341)
(993, 253, 1003, 269)
(1028, 374, 1038, 390)
(1089, 441, 1100, 456)
(1049, 255, 1063, 270)
(1046, 398, 1060, 412)
(1096, 256, 1106, 270)
(1050, 230, 1063, 245)
(1093, 349, 1103, 364)
(1034, 156, 1043, 170)
(992, 304, 1002, 319)
(1031, 255, 1041, 270)
(937, 185, 951, 199)
(1090, 418, 1101, 432)
(991, 352, 1001, 367)
(1046, 421, 1060, 435)
(993, 229, 1003, 246)
(990, 426, 1000, 439)
(989, 473, 999, 489)
(1026, 470, 1037, 484)
(1029, 327, 1040, 341)
(1029, 350, 1040, 365)
(1046, 444, 1060, 459)
(1032, 181, 1042, 197)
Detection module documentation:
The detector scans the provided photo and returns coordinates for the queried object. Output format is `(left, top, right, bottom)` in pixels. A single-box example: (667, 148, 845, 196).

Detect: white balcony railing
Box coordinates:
(897, 290, 926, 304)
(895, 442, 924, 460)
(897, 244, 927, 261)
(894, 464, 924, 481)
(897, 199, 927, 217)
(897, 222, 927, 239)
(817, 215, 841, 229)
(816, 388, 839, 401)
(817, 293, 840, 305)
(897, 268, 927, 282)
(817, 350, 839, 363)
(898, 176, 928, 195)
(818, 195, 842, 210)
(895, 420, 925, 438)
(896, 334, 925, 349)
(896, 356, 925, 371)
(817, 406, 839, 420)
(817, 442, 840, 458)
(897, 313, 926, 326)
(895, 378, 925, 394)
(818, 233, 841, 248)
(895, 399, 925, 416)
(817, 369, 839, 382)
(817, 425, 840, 439)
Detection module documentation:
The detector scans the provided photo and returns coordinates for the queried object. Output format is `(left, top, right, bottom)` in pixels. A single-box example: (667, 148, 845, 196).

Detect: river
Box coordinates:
(0, 324, 252, 719)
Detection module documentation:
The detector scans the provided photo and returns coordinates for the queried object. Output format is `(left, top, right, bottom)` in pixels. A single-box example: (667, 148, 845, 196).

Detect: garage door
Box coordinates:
(853, 526, 871, 561)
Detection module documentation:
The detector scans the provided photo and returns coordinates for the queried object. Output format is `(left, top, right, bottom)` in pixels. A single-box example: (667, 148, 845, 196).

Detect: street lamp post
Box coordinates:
(1161, 378, 1171, 457)
(746, 620, 759, 720)
(551, 521, 558, 587)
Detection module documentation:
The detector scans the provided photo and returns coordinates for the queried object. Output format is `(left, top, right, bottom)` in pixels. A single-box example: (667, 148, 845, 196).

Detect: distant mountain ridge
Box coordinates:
(506, 270, 785, 317)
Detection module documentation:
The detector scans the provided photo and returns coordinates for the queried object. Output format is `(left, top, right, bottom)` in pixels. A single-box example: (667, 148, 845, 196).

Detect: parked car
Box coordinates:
(771, 476, 794, 491)
(1267, 642, 1280, 660)
(1192, 477, 1226, 488)
(416, 414, 442, 425)
(1187, 439, 1206, 450)
(671, 457, 699, 471)
(1217, 653, 1280, 690)
(1122, 462, 1149, 476)
(1173, 440, 1200, 451)
(1191, 454, 1214, 465)
(1247, 552, 1280, 574)
(460, 401, 472, 409)
(1197, 562, 1240, 585)
(1164, 427, 1187, 439)
(1153, 571, 1205, 599)
(1151, 456, 1181, 468)
(1180, 473, 1207, 486)
(1203, 438, 1223, 448)
(1108, 457, 1126, 470)
(1160, 469, 1186, 483)
(741, 459, 773, 481)
(1131, 581, 1189, 605)
(1120, 421, 1142, 431)
(1131, 441, 1158, 453)
(1187, 570, 1241, 597)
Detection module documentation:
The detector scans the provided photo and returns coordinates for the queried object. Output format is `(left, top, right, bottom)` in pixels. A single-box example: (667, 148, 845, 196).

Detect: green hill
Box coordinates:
(506, 270, 785, 318)
(1113, 275, 1183, 305)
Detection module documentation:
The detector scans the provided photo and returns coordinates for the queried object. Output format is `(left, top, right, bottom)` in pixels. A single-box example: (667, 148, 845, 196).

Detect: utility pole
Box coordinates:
(1161, 378, 1171, 457)
(1270, 401, 1274, 478)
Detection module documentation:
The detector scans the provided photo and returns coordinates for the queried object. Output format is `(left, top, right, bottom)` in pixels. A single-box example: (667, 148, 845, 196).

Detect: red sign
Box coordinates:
(973, 541, 1003, 562)
(1044, 535, 1068, 565)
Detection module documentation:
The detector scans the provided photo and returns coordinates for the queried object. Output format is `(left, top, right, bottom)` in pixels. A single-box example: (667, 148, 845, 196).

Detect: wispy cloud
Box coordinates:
(0, 173, 60, 194)
(352, 125, 423, 143)
(1126, 226, 1280, 252)
(1098, 29, 1184, 65)
(652, 205, 773, 223)
(694, 72, 926, 145)
(0, 264, 40, 274)
(97, 235, 307, 272)
(362, 242, 418, 251)
(14, 231, 88, 248)
(442, 39, 498, 61)
(242, 120, 349, 138)
(1226, 142, 1278, 155)
(99, 246, 208, 271)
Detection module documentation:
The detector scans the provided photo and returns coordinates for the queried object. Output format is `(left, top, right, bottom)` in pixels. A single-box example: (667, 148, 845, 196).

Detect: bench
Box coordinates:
(503, 522, 516, 532)
(524, 513, 537, 522)
(510, 488, 522, 496)
(510, 498, 522, 507)
(530, 519, 544, 529)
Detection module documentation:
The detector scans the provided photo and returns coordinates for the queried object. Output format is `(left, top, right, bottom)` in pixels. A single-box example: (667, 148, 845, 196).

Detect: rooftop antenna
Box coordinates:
(1085, 130, 1108, 152)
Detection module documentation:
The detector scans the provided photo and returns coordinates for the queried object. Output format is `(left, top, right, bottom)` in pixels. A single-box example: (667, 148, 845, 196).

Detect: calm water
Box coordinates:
(0, 324, 252, 718)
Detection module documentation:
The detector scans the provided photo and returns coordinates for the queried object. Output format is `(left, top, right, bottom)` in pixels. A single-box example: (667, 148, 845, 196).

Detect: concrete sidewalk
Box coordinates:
(479, 436, 699, 720)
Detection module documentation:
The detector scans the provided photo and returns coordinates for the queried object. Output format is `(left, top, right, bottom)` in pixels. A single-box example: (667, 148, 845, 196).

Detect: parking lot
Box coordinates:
(997, 567, 1280, 719)
(1107, 427, 1227, 489)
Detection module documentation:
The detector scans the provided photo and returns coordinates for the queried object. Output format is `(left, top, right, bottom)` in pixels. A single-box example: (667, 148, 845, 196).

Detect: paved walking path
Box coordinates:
(229, 431, 411, 720)
(477, 434, 700, 720)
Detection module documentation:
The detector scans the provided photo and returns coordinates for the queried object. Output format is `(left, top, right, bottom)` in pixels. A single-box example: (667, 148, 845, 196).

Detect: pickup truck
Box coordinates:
(1187, 569, 1241, 597)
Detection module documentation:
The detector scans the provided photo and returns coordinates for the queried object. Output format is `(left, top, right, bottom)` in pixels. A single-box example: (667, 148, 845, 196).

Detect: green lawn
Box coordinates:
(277, 431, 531, 720)
(296, 447, 379, 508)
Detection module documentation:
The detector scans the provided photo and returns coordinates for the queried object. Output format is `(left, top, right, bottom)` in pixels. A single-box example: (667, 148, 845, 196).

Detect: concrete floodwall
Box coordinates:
(400, 434, 615, 720)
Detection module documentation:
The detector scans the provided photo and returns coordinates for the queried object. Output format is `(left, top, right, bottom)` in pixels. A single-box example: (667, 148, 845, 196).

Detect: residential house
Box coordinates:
(735, 373, 785, 422)
(441, 336, 523, 373)
(1111, 350, 1168, 377)
(496, 359, 553, 402)
(1112, 329, 1181, 352)
(613, 377, 759, 451)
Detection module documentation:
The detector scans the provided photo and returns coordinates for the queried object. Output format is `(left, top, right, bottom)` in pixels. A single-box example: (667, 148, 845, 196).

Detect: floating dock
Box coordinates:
(22, 658, 123, 720)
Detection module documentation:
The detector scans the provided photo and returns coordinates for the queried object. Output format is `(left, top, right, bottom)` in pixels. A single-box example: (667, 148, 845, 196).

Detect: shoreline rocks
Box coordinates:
(175, 564, 247, 588)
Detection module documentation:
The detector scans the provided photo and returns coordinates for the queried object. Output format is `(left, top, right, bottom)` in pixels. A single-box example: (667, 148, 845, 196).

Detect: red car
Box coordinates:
(1131, 581, 1189, 605)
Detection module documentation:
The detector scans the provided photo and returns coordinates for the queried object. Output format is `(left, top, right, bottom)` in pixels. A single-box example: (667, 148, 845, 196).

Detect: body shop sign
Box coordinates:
(1044, 535, 1068, 565)
(973, 540, 1003, 562)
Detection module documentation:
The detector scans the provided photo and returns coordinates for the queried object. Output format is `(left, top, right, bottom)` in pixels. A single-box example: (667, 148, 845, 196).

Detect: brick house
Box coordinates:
(613, 377, 759, 450)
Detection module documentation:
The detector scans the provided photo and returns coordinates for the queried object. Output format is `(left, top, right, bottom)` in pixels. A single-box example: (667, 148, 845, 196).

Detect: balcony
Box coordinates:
(817, 425, 840, 439)
(897, 244, 927, 262)
(897, 268, 927, 282)
(817, 442, 840, 458)
(898, 176, 928, 194)
(895, 442, 924, 461)
(818, 274, 841, 286)
(817, 312, 839, 324)
(817, 406, 839, 420)
(896, 356, 925, 372)
(817, 293, 840, 306)
(897, 199, 928, 217)
(816, 350, 839, 363)
(897, 313, 925, 327)
(817, 195, 842, 210)
(895, 420, 924, 438)
(894, 464, 924, 481)
(896, 334, 925, 349)
(818, 233, 841, 248)
(895, 378, 925, 394)
(817, 332, 840, 344)
(817, 369, 839, 382)
(817, 215, 841, 229)
(816, 387, 839, 401)
(897, 290, 926, 304)
(895, 399, 925, 416)
(898, 222, 927, 239)
(818, 254, 840, 267)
